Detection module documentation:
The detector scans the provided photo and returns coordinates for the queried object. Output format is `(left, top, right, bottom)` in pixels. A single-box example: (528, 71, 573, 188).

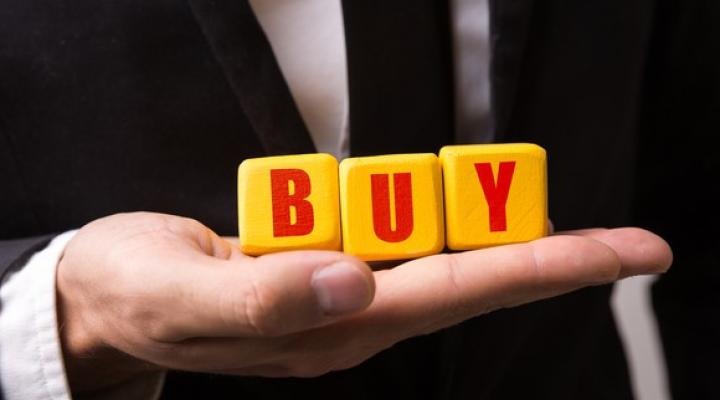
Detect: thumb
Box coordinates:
(248, 251, 376, 334)
(168, 251, 375, 340)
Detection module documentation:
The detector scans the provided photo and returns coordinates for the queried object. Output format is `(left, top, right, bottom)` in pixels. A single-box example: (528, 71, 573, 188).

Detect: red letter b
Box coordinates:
(271, 169, 314, 237)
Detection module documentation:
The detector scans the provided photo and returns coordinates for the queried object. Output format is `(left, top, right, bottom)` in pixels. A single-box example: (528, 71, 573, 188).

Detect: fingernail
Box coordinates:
(312, 261, 371, 316)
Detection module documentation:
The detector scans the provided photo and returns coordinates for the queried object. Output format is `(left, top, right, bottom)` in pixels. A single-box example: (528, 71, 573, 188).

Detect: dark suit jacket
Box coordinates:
(1, 1, 717, 399)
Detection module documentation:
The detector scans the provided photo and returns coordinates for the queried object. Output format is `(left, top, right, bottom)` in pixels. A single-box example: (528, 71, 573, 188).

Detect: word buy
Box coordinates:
(238, 143, 548, 261)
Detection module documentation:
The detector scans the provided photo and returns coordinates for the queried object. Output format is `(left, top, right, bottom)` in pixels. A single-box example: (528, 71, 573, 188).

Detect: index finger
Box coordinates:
(360, 227, 672, 336)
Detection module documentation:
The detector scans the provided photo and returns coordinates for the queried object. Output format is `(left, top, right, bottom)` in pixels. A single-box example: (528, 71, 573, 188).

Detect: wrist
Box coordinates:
(56, 254, 164, 393)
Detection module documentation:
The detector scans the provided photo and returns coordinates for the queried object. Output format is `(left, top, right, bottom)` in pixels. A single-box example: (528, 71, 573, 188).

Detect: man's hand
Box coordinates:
(57, 212, 672, 392)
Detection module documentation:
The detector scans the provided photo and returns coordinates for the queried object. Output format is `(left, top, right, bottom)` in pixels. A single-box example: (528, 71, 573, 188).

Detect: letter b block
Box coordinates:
(340, 154, 445, 261)
(440, 143, 548, 250)
(237, 154, 341, 255)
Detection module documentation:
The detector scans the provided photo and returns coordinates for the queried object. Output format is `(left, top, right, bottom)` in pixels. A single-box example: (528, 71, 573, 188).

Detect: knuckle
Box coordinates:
(122, 301, 177, 342)
(440, 253, 465, 294)
(526, 241, 547, 285)
(242, 279, 283, 337)
(436, 254, 471, 316)
(143, 321, 176, 342)
(433, 253, 499, 321)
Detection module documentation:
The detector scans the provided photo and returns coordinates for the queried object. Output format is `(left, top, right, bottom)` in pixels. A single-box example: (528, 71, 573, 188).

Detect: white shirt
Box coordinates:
(249, 0, 350, 159)
(0, 2, 493, 399)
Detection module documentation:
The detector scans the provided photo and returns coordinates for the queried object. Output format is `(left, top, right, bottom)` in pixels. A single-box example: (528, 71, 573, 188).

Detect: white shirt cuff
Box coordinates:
(0, 231, 165, 400)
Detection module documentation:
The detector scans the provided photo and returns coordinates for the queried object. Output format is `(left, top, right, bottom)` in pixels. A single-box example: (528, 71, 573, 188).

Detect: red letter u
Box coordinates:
(370, 173, 414, 242)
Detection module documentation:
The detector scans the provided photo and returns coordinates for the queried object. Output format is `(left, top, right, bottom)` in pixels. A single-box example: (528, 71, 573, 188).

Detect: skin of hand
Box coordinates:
(56, 212, 673, 393)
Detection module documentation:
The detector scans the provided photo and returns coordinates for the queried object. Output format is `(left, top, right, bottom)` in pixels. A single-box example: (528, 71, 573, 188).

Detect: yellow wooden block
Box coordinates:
(439, 143, 548, 250)
(237, 153, 341, 255)
(339, 154, 444, 261)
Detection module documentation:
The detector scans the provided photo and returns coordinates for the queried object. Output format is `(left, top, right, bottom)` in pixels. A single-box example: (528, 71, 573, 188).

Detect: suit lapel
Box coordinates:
(186, 0, 316, 155)
(489, 0, 536, 139)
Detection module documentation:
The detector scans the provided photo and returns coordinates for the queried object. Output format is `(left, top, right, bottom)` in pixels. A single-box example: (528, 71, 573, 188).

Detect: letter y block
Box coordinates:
(439, 144, 548, 250)
(237, 154, 341, 255)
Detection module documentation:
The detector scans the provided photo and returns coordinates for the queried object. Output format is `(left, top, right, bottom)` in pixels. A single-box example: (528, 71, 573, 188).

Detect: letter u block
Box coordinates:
(237, 154, 341, 255)
(439, 143, 548, 250)
(339, 154, 444, 261)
